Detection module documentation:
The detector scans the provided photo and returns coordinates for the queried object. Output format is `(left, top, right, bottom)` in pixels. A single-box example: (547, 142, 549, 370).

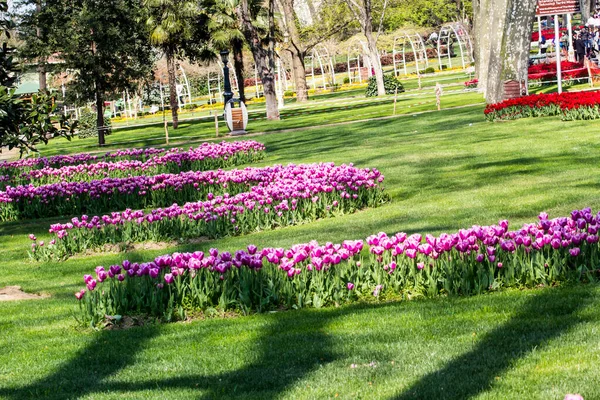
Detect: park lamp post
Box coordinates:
(220, 50, 234, 106)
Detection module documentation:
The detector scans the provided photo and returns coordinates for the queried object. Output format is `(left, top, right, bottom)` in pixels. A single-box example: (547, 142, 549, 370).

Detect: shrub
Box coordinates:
(418, 67, 436, 75)
(343, 76, 350, 84)
(365, 74, 405, 97)
(76, 108, 111, 139)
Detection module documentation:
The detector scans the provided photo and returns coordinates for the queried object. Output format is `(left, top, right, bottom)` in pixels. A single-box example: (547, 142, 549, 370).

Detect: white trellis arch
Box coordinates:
(207, 70, 222, 103)
(392, 32, 429, 76)
(306, 46, 336, 90)
(346, 41, 371, 84)
(437, 23, 474, 70)
(177, 65, 193, 107)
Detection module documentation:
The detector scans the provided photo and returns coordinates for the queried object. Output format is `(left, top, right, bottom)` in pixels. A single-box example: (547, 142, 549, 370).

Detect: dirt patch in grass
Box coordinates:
(0, 286, 49, 301)
(72, 237, 211, 259)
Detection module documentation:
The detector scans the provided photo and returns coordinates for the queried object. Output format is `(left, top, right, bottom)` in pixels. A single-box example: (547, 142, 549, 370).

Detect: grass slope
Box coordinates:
(2, 104, 600, 399)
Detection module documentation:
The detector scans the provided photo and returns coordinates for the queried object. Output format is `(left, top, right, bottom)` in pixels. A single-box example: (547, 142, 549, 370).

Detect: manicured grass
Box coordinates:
(2, 99, 600, 398)
(39, 88, 483, 155)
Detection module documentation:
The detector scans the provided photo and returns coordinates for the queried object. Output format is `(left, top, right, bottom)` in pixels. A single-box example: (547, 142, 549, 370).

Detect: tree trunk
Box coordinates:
(278, 0, 309, 102)
(289, 48, 308, 102)
(95, 87, 105, 146)
(474, 0, 536, 103)
(36, 0, 47, 92)
(346, 0, 385, 96)
(38, 63, 47, 92)
(365, 34, 385, 96)
(166, 48, 179, 129)
(237, 0, 279, 119)
(232, 39, 246, 103)
(581, 0, 596, 22)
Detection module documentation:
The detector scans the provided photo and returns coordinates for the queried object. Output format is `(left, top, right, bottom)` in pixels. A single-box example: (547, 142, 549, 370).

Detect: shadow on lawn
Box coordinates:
(391, 287, 592, 400)
(0, 287, 591, 400)
(0, 303, 342, 400)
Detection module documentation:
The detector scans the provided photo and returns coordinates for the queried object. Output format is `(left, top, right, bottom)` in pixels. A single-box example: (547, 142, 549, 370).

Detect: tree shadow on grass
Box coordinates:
(391, 286, 593, 400)
(0, 302, 350, 400)
(0, 287, 591, 400)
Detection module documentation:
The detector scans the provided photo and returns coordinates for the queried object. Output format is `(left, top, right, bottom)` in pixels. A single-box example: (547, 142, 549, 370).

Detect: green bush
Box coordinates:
(343, 76, 350, 84)
(76, 108, 111, 139)
(365, 74, 404, 97)
(284, 90, 295, 97)
(418, 67, 436, 74)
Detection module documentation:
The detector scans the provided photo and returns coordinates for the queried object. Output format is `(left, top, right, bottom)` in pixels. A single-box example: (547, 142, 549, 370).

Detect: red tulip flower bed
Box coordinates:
(531, 26, 583, 42)
(484, 91, 600, 121)
(528, 61, 588, 81)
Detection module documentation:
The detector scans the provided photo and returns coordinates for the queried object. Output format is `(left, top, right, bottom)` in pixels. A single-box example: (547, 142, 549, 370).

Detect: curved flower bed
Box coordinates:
(30, 163, 386, 260)
(0, 141, 265, 188)
(484, 91, 600, 121)
(528, 61, 587, 81)
(1, 162, 355, 221)
(75, 208, 600, 325)
(531, 26, 583, 42)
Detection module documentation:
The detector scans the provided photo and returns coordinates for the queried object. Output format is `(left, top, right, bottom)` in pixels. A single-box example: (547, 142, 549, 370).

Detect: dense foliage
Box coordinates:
(76, 108, 112, 139)
(365, 74, 404, 97)
(0, 0, 74, 156)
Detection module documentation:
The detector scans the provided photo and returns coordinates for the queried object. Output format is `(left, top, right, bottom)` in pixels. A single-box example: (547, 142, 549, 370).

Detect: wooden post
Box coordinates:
(393, 87, 398, 115)
(435, 83, 442, 111)
(214, 112, 219, 137)
(164, 119, 169, 145)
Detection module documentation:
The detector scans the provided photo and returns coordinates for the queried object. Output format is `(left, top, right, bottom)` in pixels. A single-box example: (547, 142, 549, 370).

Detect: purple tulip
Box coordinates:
(86, 279, 97, 291)
(347, 282, 355, 290)
(569, 247, 580, 257)
(164, 273, 174, 284)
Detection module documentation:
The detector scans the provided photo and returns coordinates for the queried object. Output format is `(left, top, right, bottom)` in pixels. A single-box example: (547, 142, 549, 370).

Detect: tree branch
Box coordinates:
(375, 0, 388, 41)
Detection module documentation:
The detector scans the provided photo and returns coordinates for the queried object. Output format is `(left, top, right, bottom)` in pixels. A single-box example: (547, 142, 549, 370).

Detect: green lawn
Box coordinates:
(39, 90, 483, 155)
(2, 101, 600, 398)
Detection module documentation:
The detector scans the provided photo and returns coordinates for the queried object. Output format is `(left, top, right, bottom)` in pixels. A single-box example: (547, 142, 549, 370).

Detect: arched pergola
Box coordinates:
(392, 32, 429, 76)
(177, 65, 193, 107)
(437, 23, 474, 70)
(207, 70, 222, 103)
(346, 41, 371, 84)
(305, 46, 336, 90)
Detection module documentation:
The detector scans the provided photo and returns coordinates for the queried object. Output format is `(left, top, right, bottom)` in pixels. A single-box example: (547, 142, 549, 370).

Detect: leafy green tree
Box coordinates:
(0, 0, 75, 156)
(276, 0, 352, 102)
(385, 0, 472, 29)
(206, 0, 248, 102)
(145, 0, 201, 129)
(37, 0, 154, 146)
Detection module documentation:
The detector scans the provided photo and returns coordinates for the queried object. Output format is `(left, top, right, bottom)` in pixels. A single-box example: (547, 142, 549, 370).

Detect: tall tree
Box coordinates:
(236, 0, 279, 119)
(275, 0, 351, 102)
(0, 0, 74, 155)
(207, 0, 247, 102)
(344, 0, 387, 96)
(54, 0, 153, 146)
(145, 0, 201, 129)
(15, 0, 56, 91)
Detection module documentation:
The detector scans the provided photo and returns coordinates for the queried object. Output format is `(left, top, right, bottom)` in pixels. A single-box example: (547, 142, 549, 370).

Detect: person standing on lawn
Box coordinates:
(576, 34, 587, 61)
